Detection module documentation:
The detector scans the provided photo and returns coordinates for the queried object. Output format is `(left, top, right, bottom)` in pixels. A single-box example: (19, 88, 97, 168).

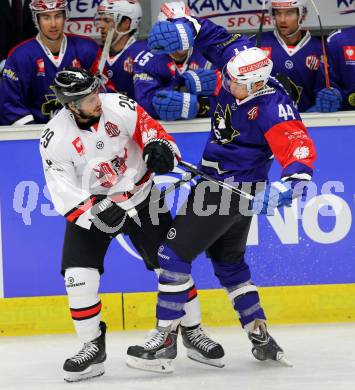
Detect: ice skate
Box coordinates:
(248, 320, 292, 367)
(126, 326, 178, 373)
(63, 321, 107, 382)
(180, 324, 225, 368)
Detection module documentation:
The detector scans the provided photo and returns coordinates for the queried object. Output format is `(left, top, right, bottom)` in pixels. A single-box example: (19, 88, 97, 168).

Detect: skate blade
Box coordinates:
(63, 362, 105, 382)
(186, 349, 225, 368)
(126, 356, 174, 373)
(276, 353, 293, 367)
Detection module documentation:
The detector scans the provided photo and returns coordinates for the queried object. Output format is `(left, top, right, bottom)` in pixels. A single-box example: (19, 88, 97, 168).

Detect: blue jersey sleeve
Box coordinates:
(133, 52, 177, 118)
(0, 47, 35, 125)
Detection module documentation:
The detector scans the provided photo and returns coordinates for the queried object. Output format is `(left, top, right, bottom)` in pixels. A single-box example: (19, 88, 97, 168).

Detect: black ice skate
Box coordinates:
(180, 324, 225, 368)
(248, 321, 292, 367)
(126, 327, 178, 373)
(63, 321, 107, 382)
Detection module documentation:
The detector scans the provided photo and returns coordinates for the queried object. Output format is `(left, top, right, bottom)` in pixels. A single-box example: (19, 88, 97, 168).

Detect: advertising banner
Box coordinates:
(151, 0, 355, 32)
(0, 125, 354, 299)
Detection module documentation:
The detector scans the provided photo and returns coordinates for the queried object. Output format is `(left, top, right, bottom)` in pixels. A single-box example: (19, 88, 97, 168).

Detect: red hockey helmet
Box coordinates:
(30, 0, 69, 29)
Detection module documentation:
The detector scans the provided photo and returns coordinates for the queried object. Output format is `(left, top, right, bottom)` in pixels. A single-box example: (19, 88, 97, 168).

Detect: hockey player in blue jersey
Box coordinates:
(0, 0, 103, 125)
(126, 46, 316, 372)
(133, 2, 221, 121)
(311, 26, 355, 112)
(250, 0, 323, 112)
(95, 0, 147, 99)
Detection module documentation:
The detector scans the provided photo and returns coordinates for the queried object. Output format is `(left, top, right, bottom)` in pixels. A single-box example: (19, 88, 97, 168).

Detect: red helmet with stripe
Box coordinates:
(30, 0, 69, 29)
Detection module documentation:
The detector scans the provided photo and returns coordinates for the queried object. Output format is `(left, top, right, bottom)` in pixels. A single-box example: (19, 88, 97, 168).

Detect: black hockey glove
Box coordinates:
(143, 138, 175, 174)
(91, 195, 126, 231)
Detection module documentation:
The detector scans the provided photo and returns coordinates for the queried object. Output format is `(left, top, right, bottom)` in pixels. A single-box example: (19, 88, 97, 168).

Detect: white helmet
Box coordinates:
(96, 0, 142, 40)
(269, 0, 308, 33)
(30, 0, 69, 30)
(158, 1, 192, 21)
(222, 47, 273, 94)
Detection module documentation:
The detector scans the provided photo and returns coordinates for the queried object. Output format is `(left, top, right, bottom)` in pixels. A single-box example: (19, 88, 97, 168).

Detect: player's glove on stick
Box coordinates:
(183, 69, 222, 96)
(143, 138, 176, 174)
(148, 21, 194, 53)
(91, 195, 126, 230)
(152, 90, 198, 121)
(315, 87, 342, 112)
(251, 180, 308, 216)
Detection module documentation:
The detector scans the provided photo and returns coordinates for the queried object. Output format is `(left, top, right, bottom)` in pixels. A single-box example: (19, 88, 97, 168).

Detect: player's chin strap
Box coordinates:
(179, 160, 254, 201)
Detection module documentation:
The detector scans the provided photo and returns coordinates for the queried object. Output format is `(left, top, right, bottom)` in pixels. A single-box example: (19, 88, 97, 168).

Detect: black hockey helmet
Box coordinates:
(53, 67, 100, 105)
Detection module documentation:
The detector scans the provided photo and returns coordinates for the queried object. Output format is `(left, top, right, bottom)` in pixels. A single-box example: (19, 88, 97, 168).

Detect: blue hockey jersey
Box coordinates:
(0, 34, 102, 125)
(251, 31, 323, 112)
(201, 77, 316, 183)
(133, 47, 215, 118)
(105, 37, 147, 99)
(317, 27, 355, 110)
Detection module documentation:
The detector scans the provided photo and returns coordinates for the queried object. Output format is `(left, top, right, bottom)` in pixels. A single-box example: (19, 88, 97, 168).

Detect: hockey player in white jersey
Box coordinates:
(39, 67, 224, 382)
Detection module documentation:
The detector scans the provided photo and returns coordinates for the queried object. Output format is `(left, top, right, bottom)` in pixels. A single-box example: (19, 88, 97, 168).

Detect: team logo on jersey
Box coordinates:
(305, 55, 320, 71)
(167, 61, 176, 76)
(36, 58, 45, 76)
(293, 146, 310, 160)
(93, 149, 128, 188)
(247, 106, 259, 120)
(71, 58, 81, 68)
(285, 60, 294, 70)
(72, 137, 85, 156)
(167, 228, 176, 240)
(343, 46, 355, 63)
(105, 121, 120, 137)
(96, 141, 105, 150)
(348, 93, 355, 107)
(124, 56, 134, 73)
(261, 47, 272, 59)
(213, 104, 240, 145)
(189, 62, 199, 70)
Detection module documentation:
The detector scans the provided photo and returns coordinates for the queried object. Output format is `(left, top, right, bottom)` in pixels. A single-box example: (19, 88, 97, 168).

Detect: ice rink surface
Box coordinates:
(1, 323, 354, 390)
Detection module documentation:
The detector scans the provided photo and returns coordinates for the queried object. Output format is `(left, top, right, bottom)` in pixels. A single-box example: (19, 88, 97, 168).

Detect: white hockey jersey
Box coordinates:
(39, 93, 180, 229)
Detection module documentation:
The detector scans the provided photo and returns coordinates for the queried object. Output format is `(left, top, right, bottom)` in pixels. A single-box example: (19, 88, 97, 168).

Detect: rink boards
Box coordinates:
(0, 119, 354, 335)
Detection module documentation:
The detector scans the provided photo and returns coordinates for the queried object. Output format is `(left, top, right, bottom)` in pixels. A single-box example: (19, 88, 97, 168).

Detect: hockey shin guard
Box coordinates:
(65, 267, 102, 343)
(212, 260, 266, 329)
(155, 268, 201, 328)
(157, 245, 193, 326)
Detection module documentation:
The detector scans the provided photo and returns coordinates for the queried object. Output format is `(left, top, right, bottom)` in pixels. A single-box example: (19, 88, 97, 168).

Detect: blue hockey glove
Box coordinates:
(314, 87, 342, 112)
(183, 69, 221, 96)
(152, 90, 198, 121)
(148, 21, 194, 54)
(251, 180, 306, 216)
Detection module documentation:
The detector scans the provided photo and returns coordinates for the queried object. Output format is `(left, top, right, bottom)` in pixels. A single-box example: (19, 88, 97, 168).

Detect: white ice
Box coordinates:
(1, 323, 355, 390)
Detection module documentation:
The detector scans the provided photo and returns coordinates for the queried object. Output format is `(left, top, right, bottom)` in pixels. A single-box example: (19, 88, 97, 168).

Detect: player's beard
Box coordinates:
(76, 110, 101, 129)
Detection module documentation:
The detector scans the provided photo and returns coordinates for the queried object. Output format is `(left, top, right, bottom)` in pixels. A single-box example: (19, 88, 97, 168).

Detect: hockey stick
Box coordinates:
(308, 0, 330, 88)
(255, 0, 267, 48)
(97, 27, 114, 75)
(179, 160, 254, 201)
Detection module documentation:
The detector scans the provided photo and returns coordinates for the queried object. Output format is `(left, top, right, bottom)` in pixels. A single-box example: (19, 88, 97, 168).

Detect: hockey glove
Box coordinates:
(314, 87, 342, 112)
(143, 138, 176, 174)
(91, 195, 126, 230)
(148, 21, 194, 54)
(251, 180, 307, 216)
(152, 90, 198, 121)
(183, 69, 222, 96)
